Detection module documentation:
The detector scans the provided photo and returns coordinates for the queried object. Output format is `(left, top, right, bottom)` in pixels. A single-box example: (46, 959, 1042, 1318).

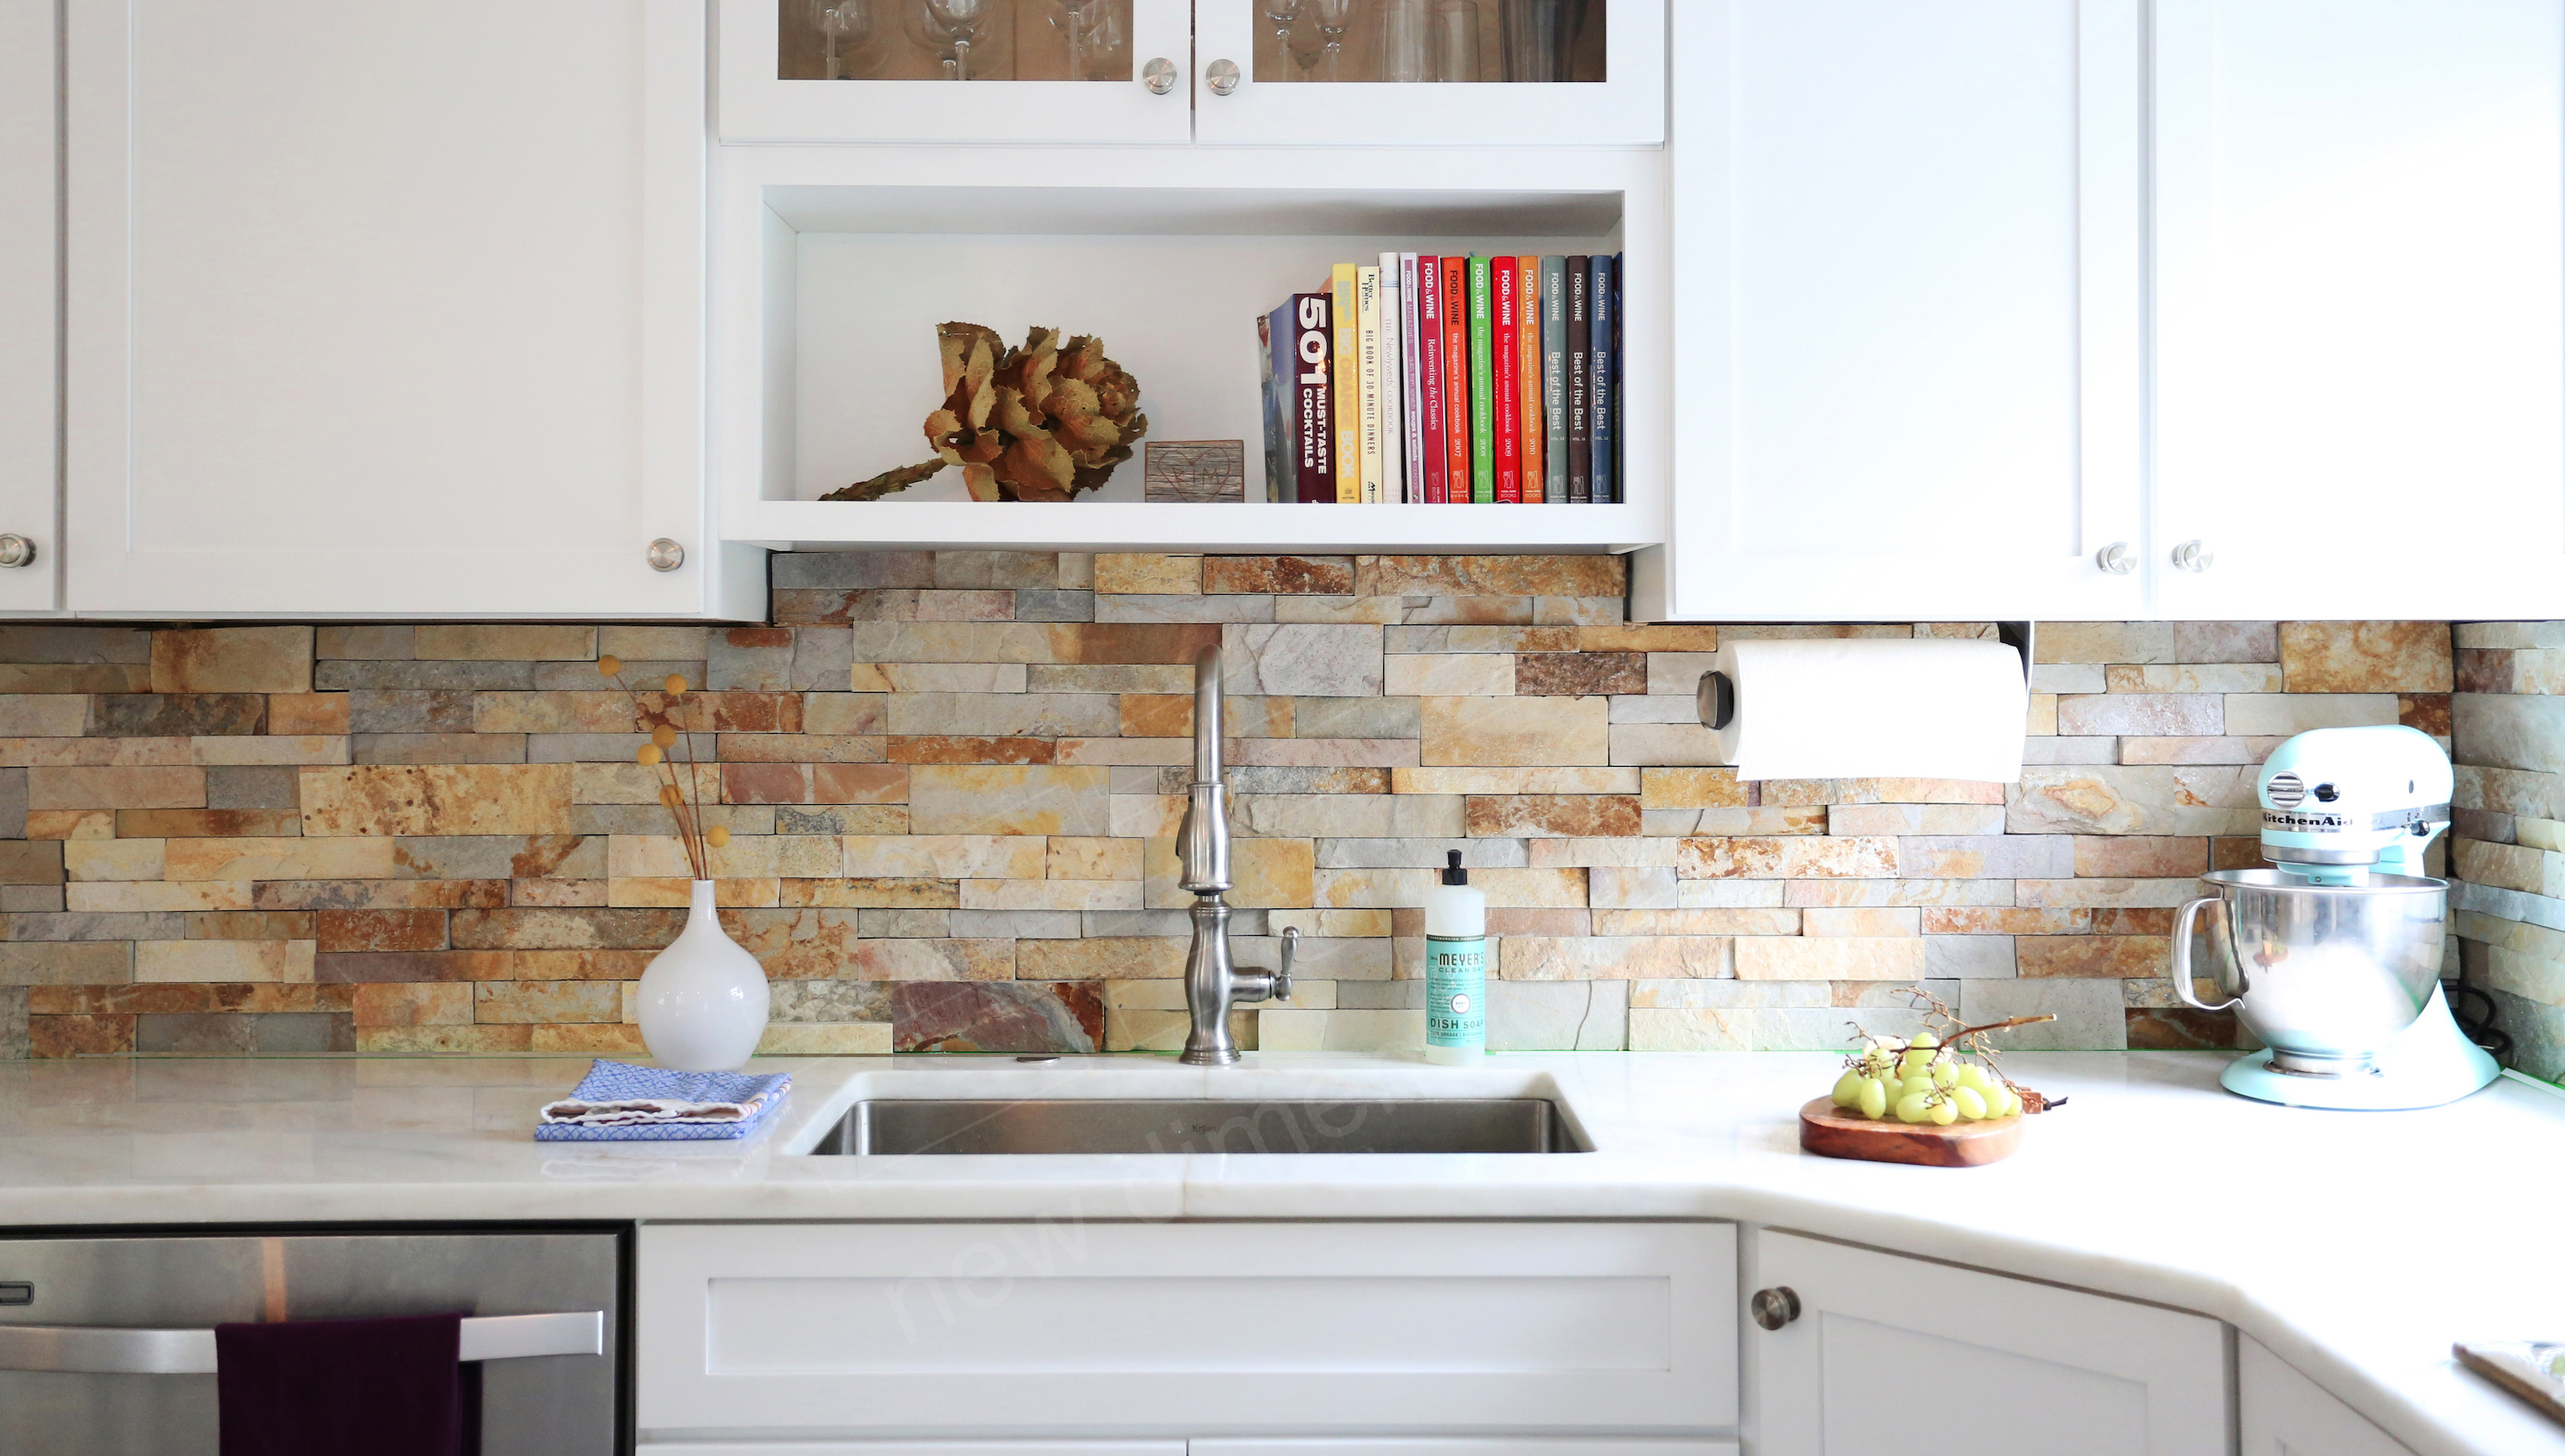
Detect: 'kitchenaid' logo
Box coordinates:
(2262, 809, 2350, 832)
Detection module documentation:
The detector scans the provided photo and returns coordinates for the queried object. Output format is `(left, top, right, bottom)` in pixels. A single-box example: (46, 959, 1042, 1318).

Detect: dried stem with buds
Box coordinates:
(597, 655, 729, 883)
(1839, 987, 2070, 1114)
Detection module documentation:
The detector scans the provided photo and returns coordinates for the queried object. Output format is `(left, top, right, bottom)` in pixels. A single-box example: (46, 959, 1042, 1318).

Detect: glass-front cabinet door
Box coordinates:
(1193, 0, 1663, 145)
(718, 0, 1196, 142)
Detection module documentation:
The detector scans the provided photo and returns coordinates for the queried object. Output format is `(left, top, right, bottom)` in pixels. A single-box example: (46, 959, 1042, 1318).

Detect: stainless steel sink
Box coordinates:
(804, 1098, 1591, 1156)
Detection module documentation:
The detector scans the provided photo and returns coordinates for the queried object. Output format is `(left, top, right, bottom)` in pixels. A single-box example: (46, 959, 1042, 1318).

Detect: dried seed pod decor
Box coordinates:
(824, 321, 1148, 503)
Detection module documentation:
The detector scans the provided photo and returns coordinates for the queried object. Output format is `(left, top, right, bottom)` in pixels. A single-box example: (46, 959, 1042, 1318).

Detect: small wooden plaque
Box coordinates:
(1798, 1095, 2025, 1167)
(1144, 440, 1246, 502)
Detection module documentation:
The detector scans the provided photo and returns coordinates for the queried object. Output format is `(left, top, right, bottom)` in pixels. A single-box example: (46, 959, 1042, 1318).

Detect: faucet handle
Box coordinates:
(1274, 926, 1298, 1003)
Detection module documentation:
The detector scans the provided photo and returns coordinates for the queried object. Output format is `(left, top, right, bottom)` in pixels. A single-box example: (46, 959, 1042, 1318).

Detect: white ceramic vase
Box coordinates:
(635, 881, 770, 1071)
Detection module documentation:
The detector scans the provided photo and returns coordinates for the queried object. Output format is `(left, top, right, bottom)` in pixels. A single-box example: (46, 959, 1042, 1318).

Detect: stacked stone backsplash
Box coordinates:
(2449, 624, 2565, 1082)
(0, 552, 2460, 1063)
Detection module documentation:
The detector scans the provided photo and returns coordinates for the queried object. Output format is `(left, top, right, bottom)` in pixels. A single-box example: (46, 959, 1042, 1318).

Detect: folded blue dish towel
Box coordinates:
(533, 1060, 792, 1143)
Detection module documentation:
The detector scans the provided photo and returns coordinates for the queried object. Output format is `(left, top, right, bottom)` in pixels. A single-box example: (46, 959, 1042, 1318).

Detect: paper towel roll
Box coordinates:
(1705, 638, 2027, 783)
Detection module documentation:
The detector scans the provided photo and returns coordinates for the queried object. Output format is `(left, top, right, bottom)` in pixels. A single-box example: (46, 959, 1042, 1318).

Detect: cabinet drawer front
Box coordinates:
(639, 1223, 1737, 1437)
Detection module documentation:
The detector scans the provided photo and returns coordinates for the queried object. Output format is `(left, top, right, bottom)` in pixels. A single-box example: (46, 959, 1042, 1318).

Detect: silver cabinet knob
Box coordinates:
(0, 535, 34, 569)
(2171, 539, 2214, 573)
(2094, 541, 2135, 575)
(1206, 58, 1241, 95)
(647, 538, 685, 573)
(1143, 57, 1177, 94)
(1750, 1286, 1801, 1331)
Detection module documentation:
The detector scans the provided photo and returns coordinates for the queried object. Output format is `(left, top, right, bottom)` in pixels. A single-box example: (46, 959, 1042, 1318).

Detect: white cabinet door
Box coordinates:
(717, 0, 1196, 144)
(1646, 0, 2145, 623)
(637, 1221, 1736, 1438)
(2153, 0, 2565, 620)
(1195, 1443, 1735, 1456)
(66, 0, 740, 619)
(1747, 1232, 2227, 1456)
(0, 0, 60, 614)
(645, 1445, 1183, 1455)
(2239, 1337, 2418, 1456)
(1193, 0, 1665, 147)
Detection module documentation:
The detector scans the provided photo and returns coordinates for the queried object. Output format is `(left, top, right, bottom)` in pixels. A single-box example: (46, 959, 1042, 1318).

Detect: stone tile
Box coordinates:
(151, 628, 313, 693)
(1230, 738, 1417, 769)
(2034, 622, 2174, 664)
(908, 766, 1109, 835)
(1501, 936, 1731, 980)
(299, 764, 574, 836)
(2031, 663, 2105, 694)
(1221, 624, 1383, 697)
(1052, 622, 1227, 666)
(349, 981, 475, 1028)
(1637, 767, 1744, 810)
(1310, 838, 1521, 869)
(0, 625, 151, 664)
(2117, 736, 2291, 766)
(1276, 597, 1536, 627)
(1356, 555, 1624, 598)
(475, 980, 623, 1023)
(1608, 724, 1725, 767)
(87, 695, 266, 737)
(1678, 836, 1897, 879)
(2015, 933, 2170, 978)
(2055, 694, 2222, 736)
(1095, 553, 1202, 595)
(884, 693, 1119, 738)
(357, 734, 526, 765)
(27, 766, 204, 809)
(1827, 804, 2004, 835)
(164, 836, 396, 882)
(1203, 556, 1355, 595)
(887, 736, 1054, 765)
(2279, 621, 2452, 692)
(318, 660, 537, 691)
(2401, 694, 2452, 736)
(770, 551, 937, 590)
(1421, 695, 1607, 767)
(0, 664, 151, 694)
(853, 663, 1029, 694)
(719, 763, 907, 805)
(1389, 626, 1579, 655)
(1761, 777, 2003, 807)
(1014, 590, 1095, 622)
(1462, 794, 1639, 837)
(2072, 835, 2207, 877)
(1232, 793, 1460, 839)
(702, 627, 794, 690)
(2175, 621, 2279, 663)
(1525, 836, 1683, 866)
(134, 939, 314, 984)
(0, 941, 131, 985)
(2014, 877, 2202, 907)
(1018, 938, 1188, 980)
(1097, 595, 1274, 624)
(1893, 835, 2074, 878)
(1802, 907, 1919, 936)
(934, 551, 1061, 590)
(1030, 664, 1195, 695)
(1924, 934, 2016, 978)
(2008, 766, 2259, 835)
(1733, 937, 1927, 980)
(1486, 980, 1627, 1050)
(2222, 694, 2400, 735)
(1591, 907, 1798, 935)
(2105, 663, 2284, 694)
(1956, 978, 2127, 1049)
(0, 697, 87, 738)
(1290, 697, 1414, 740)
(890, 980, 1102, 1053)
(1384, 654, 1513, 696)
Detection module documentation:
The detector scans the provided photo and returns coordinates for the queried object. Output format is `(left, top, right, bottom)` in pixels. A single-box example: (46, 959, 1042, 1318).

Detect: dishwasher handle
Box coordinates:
(0, 1309, 603, 1375)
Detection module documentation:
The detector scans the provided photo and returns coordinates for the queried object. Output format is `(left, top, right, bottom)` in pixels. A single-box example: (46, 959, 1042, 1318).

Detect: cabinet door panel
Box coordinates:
(67, 0, 717, 617)
(2154, 0, 2565, 619)
(0, 0, 60, 614)
(644, 1445, 1183, 1456)
(1654, 0, 2143, 622)
(1748, 1232, 2227, 1456)
(1195, 1444, 1736, 1456)
(2239, 1338, 2416, 1456)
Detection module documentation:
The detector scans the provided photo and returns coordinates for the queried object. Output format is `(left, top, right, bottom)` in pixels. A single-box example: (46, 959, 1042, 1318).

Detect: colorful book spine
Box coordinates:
(1259, 305, 1283, 502)
(1291, 291, 1334, 504)
(1491, 257, 1520, 504)
(1356, 264, 1384, 504)
(1376, 252, 1405, 503)
(1467, 256, 1494, 504)
(1610, 251, 1624, 501)
(1443, 255, 1470, 503)
(1540, 255, 1568, 503)
(1331, 264, 1360, 504)
(1590, 253, 1616, 505)
(1508, 261, 1528, 505)
(1417, 256, 1446, 504)
(1399, 253, 1426, 504)
(1567, 256, 1591, 505)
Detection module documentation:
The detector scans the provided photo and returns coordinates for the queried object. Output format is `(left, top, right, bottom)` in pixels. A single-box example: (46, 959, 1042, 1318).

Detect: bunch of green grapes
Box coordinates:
(1828, 1033, 2025, 1126)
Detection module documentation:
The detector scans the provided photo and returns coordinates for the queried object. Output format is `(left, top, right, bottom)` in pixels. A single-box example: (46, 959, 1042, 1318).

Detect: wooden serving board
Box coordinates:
(1798, 1095, 2024, 1167)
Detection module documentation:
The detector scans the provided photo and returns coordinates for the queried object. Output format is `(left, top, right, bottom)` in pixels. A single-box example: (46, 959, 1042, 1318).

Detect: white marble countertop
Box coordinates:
(0, 1048, 2559, 1456)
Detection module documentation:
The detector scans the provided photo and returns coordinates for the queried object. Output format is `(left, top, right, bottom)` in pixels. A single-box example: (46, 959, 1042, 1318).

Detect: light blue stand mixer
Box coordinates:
(2170, 725, 2502, 1110)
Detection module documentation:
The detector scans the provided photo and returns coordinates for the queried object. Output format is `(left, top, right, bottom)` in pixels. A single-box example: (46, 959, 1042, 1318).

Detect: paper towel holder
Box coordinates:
(1694, 622, 2032, 731)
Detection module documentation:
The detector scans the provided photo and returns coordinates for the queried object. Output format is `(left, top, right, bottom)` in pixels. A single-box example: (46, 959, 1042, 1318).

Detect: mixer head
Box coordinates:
(2258, 725, 2452, 884)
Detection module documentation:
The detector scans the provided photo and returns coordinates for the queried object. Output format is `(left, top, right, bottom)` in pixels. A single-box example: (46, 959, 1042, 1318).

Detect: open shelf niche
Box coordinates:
(714, 145, 1666, 553)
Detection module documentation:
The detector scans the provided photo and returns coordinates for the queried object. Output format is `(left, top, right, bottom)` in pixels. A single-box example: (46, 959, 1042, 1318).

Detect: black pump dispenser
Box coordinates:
(1443, 850, 1468, 886)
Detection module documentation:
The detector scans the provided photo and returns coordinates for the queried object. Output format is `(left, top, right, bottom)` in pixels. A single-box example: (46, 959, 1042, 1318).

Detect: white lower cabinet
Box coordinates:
(1745, 1232, 2227, 1456)
(636, 1222, 1738, 1442)
(647, 1445, 1726, 1456)
(2239, 1337, 2417, 1456)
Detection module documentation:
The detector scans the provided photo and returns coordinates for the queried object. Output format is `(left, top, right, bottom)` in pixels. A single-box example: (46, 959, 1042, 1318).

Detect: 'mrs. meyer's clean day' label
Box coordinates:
(1426, 934, 1486, 1049)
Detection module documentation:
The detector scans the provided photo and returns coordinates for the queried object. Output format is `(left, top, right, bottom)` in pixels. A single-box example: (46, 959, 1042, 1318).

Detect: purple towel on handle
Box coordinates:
(216, 1312, 477, 1456)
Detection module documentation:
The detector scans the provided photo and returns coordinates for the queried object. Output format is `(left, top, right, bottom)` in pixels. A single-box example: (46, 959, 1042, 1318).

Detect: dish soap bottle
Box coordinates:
(1424, 850, 1486, 1064)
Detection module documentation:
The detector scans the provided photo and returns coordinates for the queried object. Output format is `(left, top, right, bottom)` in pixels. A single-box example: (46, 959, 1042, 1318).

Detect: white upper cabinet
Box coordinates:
(1645, 0, 2145, 622)
(719, 0, 1664, 148)
(2153, 0, 2565, 621)
(719, 0, 1197, 143)
(0, 0, 60, 614)
(67, 0, 751, 619)
(1747, 1232, 2228, 1456)
(1193, 0, 1665, 147)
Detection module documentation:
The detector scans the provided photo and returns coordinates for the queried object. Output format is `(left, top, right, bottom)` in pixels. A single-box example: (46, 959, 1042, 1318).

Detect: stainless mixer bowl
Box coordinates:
(2169, 868, 2447, 1076)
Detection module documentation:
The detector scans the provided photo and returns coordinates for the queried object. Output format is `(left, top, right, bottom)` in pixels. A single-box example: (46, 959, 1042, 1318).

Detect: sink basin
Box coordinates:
(805, 1098, 1590, 1156)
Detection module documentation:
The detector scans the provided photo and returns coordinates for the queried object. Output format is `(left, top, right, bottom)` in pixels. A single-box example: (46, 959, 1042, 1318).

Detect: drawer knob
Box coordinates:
(1144, 57, 1178, 94)
(2094, 540, 2135, 575)
(1207, 58, 1241, 96)
(647, 538, 685, 573)
(0, 534, 34, 568)
(2171, 539, 2214, 573)
(1750, 1285, 1801, 1331)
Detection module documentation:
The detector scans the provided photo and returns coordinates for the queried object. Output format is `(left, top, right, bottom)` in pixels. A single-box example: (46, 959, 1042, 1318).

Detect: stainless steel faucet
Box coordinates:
(1177, 644, 1296, 1065)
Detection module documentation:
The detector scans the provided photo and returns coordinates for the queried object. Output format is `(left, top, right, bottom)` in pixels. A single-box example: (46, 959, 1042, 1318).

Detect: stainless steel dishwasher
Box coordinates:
(0, 1228, 624, 1455)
